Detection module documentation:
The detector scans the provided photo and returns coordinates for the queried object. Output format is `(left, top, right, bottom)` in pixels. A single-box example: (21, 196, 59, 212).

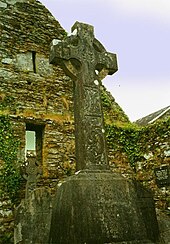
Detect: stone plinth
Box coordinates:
(14, 188, 52, 244)
(49, 171, 159, 243)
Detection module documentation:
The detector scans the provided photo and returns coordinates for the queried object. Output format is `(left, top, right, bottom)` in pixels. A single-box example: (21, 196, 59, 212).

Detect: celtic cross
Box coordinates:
(50, 21, 118, 170)
(23, 154, 41, 198)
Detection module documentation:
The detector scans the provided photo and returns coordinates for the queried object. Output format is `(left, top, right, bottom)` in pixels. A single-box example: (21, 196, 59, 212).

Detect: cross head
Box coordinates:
(23, 153, 41, 198)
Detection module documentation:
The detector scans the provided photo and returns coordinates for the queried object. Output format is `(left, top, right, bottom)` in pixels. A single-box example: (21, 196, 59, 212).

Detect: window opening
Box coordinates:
(32, 51, 36, 73)
(26, 130, 36, 155)
(25, 124, 44, 165)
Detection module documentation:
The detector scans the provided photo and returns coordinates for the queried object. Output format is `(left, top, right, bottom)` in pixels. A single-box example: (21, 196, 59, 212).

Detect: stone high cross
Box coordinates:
(50, 22, 118, 170)
(23, 154, 41, 198)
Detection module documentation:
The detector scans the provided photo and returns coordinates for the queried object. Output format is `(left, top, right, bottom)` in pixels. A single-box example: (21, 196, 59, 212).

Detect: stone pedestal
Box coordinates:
(14, 188, 52, 244)
(49, 171, 159, 244)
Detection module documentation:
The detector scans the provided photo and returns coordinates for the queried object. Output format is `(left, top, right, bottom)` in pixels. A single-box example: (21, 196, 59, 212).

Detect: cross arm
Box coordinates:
(92, 38, 118, 80)
(95, 52, 118, 80)
(49, 37, 82, 80)
(49, 39, 69, 65)
(96, 52, 117, 73)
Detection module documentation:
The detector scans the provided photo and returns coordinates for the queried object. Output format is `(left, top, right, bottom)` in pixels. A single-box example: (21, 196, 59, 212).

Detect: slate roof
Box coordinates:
(135, 106, 170, 126)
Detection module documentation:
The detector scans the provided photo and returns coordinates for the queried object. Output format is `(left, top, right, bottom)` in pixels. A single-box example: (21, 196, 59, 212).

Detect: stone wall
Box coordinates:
(0, 196, 13, 243)
(0, 0, 127, 181)
(106, 118, 170, 213)
(0, 0, 129, 241)
(0, 0, 70, 241)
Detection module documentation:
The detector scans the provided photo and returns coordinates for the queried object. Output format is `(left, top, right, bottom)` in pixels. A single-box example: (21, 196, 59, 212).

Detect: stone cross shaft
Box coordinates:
(50, 21, 118, 170)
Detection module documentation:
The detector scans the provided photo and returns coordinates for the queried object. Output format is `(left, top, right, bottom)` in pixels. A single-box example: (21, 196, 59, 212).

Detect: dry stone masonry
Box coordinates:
(0, 0, 73, 241)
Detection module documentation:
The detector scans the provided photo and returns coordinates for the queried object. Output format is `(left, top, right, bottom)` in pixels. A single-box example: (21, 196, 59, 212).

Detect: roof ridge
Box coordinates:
(135, 105, 170, 125)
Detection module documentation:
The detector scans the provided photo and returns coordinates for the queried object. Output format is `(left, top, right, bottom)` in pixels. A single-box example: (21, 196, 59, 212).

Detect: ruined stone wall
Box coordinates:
(0, 1, 130, 241)
(106, 118, 170, 243)
(0, 0, 72, 241)
(135, 119, 170, 211)
(0, 0, 74, 172)
(106, 118, 170, 213)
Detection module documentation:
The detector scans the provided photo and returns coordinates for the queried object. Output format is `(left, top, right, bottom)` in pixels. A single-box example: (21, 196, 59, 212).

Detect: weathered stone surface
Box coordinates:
(22, 154, 41, 198)
(0, 1, 7, 7)
(49, 171, 159, 243)
(16, 52, 34, 72)
(157, 209, 170, 244)
(50, 21, 118, 171)
(0, 1, 73, 237)
(14, 188, 52, 244)
(0, 196, 13, 242)
(133, 181, 160, 242)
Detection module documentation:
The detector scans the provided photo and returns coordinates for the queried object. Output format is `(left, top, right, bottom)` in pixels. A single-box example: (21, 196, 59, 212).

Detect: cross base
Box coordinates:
(49, 171, 159, 243)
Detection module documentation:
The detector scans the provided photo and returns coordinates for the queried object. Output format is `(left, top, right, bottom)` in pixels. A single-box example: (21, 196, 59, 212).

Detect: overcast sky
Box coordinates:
(40, 0, 170, 121)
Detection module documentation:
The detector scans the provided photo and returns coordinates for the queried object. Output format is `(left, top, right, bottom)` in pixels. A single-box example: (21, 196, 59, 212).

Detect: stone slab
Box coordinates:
(14, 188, 52, 244)
(49, 171, 159, 243)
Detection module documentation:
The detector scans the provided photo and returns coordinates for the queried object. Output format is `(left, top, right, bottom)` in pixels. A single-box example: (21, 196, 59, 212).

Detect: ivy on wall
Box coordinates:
(106, 117, 170, 170)
(106, 123, 142, 170)
(0, 116, 21, 204)
(106, 117, 170, 211)
(0, 94, 15, 111)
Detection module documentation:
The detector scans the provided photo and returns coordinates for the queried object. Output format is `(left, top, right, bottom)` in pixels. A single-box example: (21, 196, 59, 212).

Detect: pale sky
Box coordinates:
(40, 0, 170, 121)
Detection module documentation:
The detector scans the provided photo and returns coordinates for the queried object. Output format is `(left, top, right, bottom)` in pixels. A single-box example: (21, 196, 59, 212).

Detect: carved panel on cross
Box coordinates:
(83, 116, 107, 168)
(83, 87, 102, 116)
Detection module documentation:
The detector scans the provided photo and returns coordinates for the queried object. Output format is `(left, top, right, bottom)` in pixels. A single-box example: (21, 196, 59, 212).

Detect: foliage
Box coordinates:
(101, 88, 112, 108)
(106, 117, 170, 211)
(106, 117, 170, 170)
(0, 116, 21, 204)
(139, 117, 170, 160)
(0, 95, 15, 111)
(1, 232, 13, 244)
(106, 123, 142, 170)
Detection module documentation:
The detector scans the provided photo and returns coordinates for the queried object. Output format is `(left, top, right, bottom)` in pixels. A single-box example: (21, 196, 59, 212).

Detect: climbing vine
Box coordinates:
(106, 123, 142, 170)
(0, 116, 21, 204)
(106, 117, 170, 171)
(0, 95, 15, 111)
(101, 88, 112, 109)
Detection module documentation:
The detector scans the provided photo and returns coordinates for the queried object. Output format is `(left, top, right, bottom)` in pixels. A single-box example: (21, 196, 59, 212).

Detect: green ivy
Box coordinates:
(0, 116, 21, 204)
(1, 232, 13, 244)
(106, 123, 142, 169)
(0, 96, 15, 110)
(105, 117, 170, 170)
(101, 89, 112, 109)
